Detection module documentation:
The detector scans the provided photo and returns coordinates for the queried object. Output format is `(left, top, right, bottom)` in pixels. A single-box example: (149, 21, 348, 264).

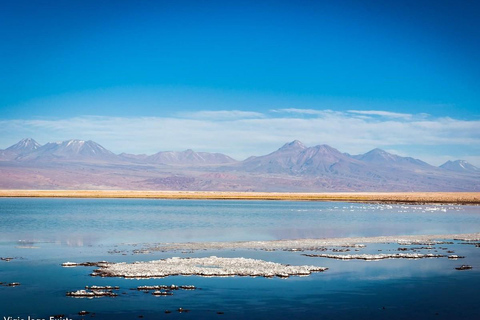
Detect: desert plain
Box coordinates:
(0, 190, 478, 204)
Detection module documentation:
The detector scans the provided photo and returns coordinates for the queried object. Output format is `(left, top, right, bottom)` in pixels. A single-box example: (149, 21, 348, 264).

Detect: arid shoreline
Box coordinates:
(0, 190, 479, 204)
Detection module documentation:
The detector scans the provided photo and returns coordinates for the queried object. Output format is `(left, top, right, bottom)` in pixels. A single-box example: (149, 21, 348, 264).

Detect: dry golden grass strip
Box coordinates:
(0, 190, 478, 204)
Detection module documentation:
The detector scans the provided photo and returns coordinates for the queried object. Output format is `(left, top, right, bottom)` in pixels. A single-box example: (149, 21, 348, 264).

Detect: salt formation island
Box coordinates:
(89, 256, 327, 278)
(142, 233, 480, 252)
(303, 253, 447, 260)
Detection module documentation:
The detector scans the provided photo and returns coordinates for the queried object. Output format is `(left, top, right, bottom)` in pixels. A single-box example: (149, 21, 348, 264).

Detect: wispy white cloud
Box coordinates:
(178, 110, 265, 120)
(270, 108, 338, 116)
(0, 110, 479, 165)
(347, 110, 414, 119)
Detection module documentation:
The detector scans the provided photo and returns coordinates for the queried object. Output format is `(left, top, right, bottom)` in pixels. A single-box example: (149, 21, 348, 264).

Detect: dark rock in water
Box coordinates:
(152, 290, 173, 296)
(459, 242, 480, 248)
(137, 285, 171, 291)
(180, 285, 196, 290)
(66, 289, 118, 297)
(217, 311, 225, 315)
(1, 257, 14, 262)
(447, 255, 465, 260)
(141, 284, 186, 290)
(165, 310, 172, 314)
(455, 265, 472, 270)
(85, 285, 119, 290)
(62, 261, 110, 267)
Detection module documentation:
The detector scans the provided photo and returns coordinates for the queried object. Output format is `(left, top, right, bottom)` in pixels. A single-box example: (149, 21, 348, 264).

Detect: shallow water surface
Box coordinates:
(0, 199, 479, 319)
(0, 198, 478, 244)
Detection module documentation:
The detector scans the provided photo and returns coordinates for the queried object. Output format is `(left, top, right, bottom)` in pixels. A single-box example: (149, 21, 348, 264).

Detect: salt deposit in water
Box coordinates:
(90, 256, 327, 279)
(303, 253, 446, 260)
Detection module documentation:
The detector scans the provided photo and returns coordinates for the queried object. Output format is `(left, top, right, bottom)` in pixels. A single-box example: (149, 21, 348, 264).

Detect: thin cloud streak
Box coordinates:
(270, 108, 338, 116)
(177, 110, 265, 120)
(0, 110, 478, 165)
(347, 110, 414, 119)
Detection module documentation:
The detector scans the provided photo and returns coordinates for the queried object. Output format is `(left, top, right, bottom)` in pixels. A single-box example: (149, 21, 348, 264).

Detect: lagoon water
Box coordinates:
(1, 198, 479, 319)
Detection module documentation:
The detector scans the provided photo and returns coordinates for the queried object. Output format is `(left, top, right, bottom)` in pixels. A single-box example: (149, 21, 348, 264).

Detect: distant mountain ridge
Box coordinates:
(146, 149, 237, 165)
(1, 138, 477, 171)
(0, 138, 42, 160)
(15, 139, 118, 162)
(353, 148, 432, 168)
(0, 138, 478, 191)
(239, 141, 364, 175)
(0, 138, 237, 165)
(6, 138, 41, 153)
(440, 160, 480, 173)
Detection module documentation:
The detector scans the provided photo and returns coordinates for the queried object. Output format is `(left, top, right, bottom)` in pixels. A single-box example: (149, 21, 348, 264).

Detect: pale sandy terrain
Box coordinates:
(0, 190, 479, 204)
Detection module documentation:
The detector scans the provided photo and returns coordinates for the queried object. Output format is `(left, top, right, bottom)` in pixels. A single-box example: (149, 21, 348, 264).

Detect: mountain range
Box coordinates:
(0, 138, 478, 191)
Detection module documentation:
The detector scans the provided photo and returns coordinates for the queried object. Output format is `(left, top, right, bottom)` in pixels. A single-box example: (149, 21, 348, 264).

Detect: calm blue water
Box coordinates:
(1, 199, 479, 319)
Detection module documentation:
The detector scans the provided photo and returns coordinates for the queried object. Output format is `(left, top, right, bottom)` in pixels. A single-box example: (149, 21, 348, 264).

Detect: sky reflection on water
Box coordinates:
(0, 199, 478, 245)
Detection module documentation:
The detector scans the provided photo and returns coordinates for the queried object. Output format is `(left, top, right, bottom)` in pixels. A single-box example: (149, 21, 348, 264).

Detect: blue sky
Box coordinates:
(1, 0, 479, 165)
